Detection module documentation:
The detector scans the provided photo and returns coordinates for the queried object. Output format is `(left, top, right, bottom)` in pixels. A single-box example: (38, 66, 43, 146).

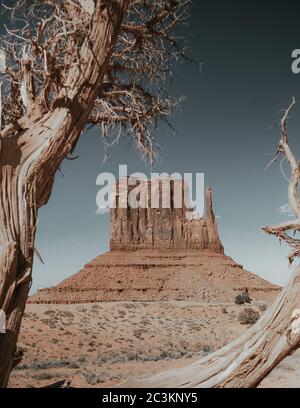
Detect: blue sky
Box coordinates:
(30, 0, 300, 293)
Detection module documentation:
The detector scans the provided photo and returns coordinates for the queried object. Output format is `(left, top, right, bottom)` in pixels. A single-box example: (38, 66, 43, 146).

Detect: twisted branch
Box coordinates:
(0, 0, 192, 162)
(263, 97, 300, 263)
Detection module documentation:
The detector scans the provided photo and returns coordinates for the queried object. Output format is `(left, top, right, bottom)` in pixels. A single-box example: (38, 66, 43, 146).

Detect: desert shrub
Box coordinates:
(58, 311, 74, 318)
(201, 344, 214, 354)
(44, 310, 56, 316)
(235, 291, 252, 305)
(133, 328, 147, 338)
(18, 359, 71, 370)
(241, 291, 252, 304)
(69, 360, 81, 369)
(238, 308, 260, 325)
(29, 372, 59, 381)
(234, 294, 244, 305)
(159, 350, 170, 359)
(77, 355, 86, 363)
(259, 303, 268, 312)
(84, 371, 100, 385)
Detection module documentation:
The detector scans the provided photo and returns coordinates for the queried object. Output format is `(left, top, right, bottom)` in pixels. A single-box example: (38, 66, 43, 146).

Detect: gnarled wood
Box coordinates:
(122, 99, 300, 388)
(0, 0, 129, 387)
(0, 0, 191, 388)
(123, 267, 300, 387)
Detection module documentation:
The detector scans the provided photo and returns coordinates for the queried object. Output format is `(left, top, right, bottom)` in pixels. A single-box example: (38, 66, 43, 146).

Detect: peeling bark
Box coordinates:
(124, 267, 300, 388)
(0, 0, 129, 387)
(122, 99, 300, 388)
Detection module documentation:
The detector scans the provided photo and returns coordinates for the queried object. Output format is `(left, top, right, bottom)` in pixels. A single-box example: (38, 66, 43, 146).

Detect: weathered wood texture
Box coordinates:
(0, 0, 128, 387)
(123, 267, 300, 387)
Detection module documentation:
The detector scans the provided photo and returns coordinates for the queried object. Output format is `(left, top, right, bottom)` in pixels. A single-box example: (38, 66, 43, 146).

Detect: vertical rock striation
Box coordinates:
(110, 178, 224, 252)
(29, 178, 280, 305)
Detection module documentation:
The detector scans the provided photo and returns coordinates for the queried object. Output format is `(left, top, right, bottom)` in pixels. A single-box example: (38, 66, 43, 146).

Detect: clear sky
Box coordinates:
(29, 0, 300, 293)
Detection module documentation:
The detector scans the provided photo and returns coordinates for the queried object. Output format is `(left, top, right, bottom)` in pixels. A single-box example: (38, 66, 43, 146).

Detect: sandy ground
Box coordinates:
(8, 300, 300, 388)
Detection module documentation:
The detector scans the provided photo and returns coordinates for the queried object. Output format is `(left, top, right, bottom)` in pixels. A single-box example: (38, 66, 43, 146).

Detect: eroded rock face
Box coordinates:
(110, 178, 224, 253)
(29, 179, 280, 305)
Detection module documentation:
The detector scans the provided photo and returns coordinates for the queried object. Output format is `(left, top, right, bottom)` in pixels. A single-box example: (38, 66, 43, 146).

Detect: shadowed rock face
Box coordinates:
(110, 178, 224, 253)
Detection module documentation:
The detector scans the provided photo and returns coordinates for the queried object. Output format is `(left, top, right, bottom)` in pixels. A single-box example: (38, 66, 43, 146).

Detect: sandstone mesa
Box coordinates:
(30, 178, 279, 304)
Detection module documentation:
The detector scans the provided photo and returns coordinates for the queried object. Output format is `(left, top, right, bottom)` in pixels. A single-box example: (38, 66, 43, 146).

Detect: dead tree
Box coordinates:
(124, 98, 300, 388)
(0, 0, 190, 387)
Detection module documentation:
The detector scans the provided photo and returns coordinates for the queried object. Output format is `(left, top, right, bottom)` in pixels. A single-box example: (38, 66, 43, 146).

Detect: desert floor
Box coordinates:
(8, 300, 300, 388)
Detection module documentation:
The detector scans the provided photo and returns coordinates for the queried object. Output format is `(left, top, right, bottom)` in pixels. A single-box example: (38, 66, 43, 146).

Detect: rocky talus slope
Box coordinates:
(30, 250, 279, 304)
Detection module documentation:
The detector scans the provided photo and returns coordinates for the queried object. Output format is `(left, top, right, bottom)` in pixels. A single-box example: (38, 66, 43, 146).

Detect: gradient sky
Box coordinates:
(29, 0, 300, 293)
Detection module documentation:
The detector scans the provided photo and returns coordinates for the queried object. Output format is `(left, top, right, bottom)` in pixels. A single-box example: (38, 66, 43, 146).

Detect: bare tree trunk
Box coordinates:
(124, 267, 300, 388)
(0, 0, 128, 387)
(119, 98, 300, 389)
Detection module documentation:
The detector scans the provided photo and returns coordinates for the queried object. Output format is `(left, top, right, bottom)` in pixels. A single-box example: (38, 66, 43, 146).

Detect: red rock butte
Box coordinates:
(110, 178, 224, 252)
(30, 178, 280, 304)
